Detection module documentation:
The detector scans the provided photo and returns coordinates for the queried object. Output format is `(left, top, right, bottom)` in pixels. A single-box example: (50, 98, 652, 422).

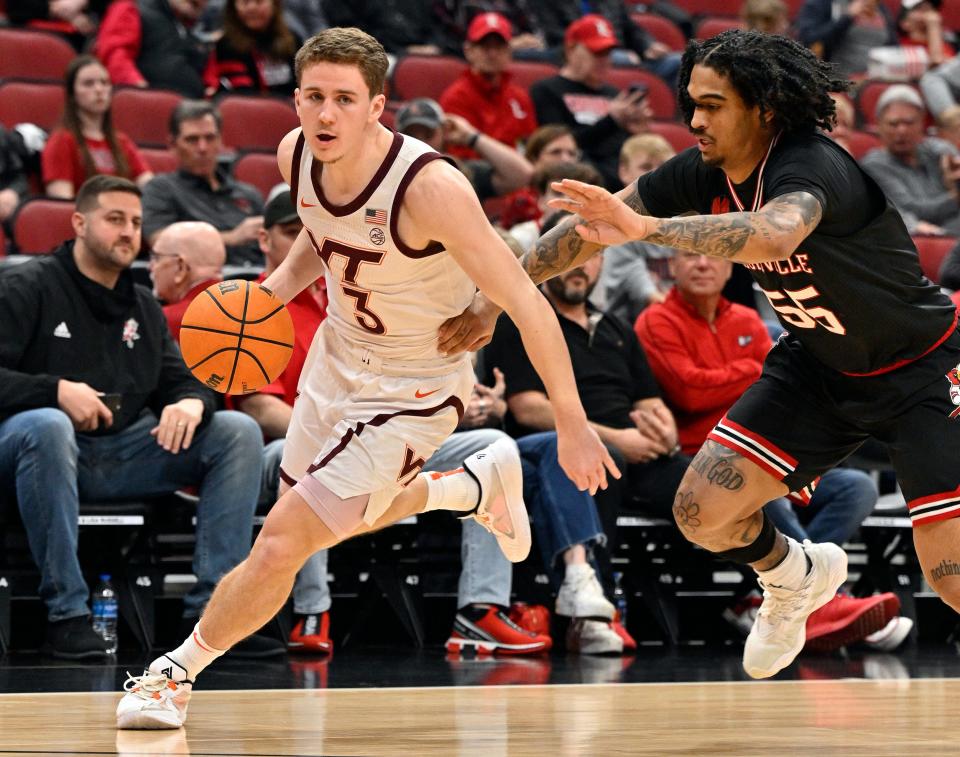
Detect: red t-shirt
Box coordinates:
(42, 128, 150, 189)
(634, 288, 772, 455)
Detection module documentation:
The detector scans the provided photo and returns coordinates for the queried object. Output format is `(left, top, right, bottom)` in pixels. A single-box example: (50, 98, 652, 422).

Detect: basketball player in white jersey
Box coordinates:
(117, 27, 617, 729)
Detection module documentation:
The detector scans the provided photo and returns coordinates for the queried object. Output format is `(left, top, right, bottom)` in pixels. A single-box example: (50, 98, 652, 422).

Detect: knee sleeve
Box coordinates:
(716, 510, 777, 564)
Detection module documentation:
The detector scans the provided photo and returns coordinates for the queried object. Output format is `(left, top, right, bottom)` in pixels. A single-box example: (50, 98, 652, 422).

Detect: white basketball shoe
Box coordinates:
(462, 438, 531, 563)
(743, 540, 848, 679)
(116, 656, 192, 729)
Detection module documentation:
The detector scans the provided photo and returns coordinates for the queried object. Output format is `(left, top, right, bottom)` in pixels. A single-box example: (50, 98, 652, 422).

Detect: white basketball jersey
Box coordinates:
(291, 130, 476, 370)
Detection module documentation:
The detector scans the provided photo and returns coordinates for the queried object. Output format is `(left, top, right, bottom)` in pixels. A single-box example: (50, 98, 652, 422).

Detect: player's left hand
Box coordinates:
(438, 292, 502, 355)
(556, 418, 622, 495)
(548, 179, 651, 246)
(151, 398, 204, 454)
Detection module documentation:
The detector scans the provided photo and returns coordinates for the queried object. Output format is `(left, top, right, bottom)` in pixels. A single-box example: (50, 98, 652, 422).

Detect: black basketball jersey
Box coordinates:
(636, 132, 957, 376)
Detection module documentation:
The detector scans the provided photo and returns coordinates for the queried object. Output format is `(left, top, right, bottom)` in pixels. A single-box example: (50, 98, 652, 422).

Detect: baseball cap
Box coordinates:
(395, 98, 444, 133)
(875, 84, 925, 120)
(564, 14, 619, 54)
(467, 12, 512, 43)
(264, 191, 300, 228)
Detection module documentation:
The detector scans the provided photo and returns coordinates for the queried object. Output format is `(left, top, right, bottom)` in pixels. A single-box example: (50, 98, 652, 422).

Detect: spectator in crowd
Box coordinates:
(796, 0, 897, 78)
(498, 125, 580, 230)
(9, 0, 110, 49)
(96, 0, 212, 98)
(142, 101, 265, 267)
(897, 0, 954, 68)
(0, 175, 271, 660)
(0, 124, 46, 226)
(439, 12, 538, 157)
(432, 1, 549, 59)
(741, 0, 791, 35)
(921, 52, 960, 121)
(204, 0, 300, 97)
(202, 0, 327, 41)
(323, 0, 442, 55)
(937, 103, 960, 149)
(151, 221, 226, 340)
(596, 134, 676, 325)
(827, 93, 857, 154)
(634, 249, 908, 652)
(395, 98, 534, 200)
(530, 15, 651, 190)
(43, 55, 153, 200)
(861, 85, 960, 236)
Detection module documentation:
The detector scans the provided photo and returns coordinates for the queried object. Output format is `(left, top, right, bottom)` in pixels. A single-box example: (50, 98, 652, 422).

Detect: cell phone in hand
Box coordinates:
(628, 83, 649, 99)
(100, 393, 122, 413)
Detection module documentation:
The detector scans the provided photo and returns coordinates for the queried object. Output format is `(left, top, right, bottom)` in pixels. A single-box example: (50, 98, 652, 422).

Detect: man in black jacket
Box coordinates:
(0, 176, 267, 659)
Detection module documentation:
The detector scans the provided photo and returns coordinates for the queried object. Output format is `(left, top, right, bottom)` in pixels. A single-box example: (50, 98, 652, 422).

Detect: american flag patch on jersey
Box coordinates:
(365, 208, 387, 225)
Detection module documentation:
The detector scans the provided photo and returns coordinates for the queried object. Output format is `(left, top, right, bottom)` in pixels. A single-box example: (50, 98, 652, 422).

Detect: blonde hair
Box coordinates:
(619, 134, 675, 167)
(295, 27, 388, 97)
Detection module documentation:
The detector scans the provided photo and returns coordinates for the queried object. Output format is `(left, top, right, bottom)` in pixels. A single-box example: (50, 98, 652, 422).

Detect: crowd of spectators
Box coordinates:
(1, 0, 951, 661)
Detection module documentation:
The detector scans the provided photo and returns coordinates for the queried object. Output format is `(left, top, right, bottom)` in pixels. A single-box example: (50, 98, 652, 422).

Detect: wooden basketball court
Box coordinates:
(2, 677, 956, 755)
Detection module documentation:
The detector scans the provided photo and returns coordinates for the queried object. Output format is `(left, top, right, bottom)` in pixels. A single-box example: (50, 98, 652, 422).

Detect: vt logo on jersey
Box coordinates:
(945, 364, 960, 418)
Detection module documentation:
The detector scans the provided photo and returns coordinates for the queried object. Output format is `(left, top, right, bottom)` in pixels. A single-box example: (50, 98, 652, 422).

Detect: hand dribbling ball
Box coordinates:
(179, 280, 294, 394)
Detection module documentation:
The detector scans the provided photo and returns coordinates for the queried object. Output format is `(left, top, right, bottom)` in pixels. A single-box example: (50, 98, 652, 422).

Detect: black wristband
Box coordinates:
(467, 132, 480, 149)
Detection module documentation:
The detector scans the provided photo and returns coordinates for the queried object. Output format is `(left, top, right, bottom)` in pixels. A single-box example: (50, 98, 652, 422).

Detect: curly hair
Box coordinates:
(678, 30, 851, 135)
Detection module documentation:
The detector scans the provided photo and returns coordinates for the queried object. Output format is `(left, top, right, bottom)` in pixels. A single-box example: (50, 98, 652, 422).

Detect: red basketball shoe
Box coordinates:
(446, 604, 552, 655)
(805, 593, 900, 652)
(288, 612, 333, 655)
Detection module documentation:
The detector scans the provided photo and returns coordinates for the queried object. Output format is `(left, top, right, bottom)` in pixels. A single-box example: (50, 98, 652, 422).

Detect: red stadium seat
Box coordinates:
(391, 55, 468, 103)
(648, 120, 698, 152)
(0, 222, 6, 257)
(507, 60, 559, 92)
(233, 151, 283, 199)
(0, 81, 64, 130)
(695, 17, 746, 40)
(0, 28, 76, 81)
(630, 13, 687, 52)
(671, 0, 742, 17)
(856, 80, 925, 128)
(138, 147, 178, 174)
(12, 198, 75, 255)
(844, 130, 883, 160)
(218, 95, 300, 152)
(941, 0, 960, 29)
(913, 235, 956, 284)
(112, 88, 183, 147)
(603, 69, 676, 119)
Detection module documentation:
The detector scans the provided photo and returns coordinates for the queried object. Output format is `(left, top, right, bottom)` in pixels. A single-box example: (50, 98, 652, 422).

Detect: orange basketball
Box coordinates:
(179, 280, 294, 394)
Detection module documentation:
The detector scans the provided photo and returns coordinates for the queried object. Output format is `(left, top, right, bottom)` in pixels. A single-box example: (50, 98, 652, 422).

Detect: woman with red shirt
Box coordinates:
(42, 55, 152, 199)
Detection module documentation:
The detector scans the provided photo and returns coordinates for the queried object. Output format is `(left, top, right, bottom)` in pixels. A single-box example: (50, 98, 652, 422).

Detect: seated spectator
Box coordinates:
(43, 55, 153, 200)
(323, 0, 442, 55)
(897, 0, 954, 68)
(796, 0, 897, 78)
(0, 175, 272, 659)
(142, 101, 265, 266)
(202, 0, 327, 42)
(204, 0, 300, 97)
(530, 15, 651, 189)
(0, 124, 46, 226)
(742, 0, 791, 35)
(439, 12, 538, 157)
(151, 221, 226, 340)
(431, 1, 548, 59)
(8, 0, 109, 49)
(395, 98, 534, 200)
(597, 134, 677, 325)
(635, 249, 908, 651)
(498, 125, 580, 229)
(861, 85, 960, 236)
(96, 0, 212, 98)
(827, 92, 857, 154)
(920, 54, 960, 121)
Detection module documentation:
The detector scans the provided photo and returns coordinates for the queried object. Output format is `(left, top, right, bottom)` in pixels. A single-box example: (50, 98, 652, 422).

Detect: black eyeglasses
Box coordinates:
(148, 251, 180, 263)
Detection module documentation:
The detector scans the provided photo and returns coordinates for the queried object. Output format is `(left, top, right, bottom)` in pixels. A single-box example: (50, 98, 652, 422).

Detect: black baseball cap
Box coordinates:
(264, 191, 300, 229)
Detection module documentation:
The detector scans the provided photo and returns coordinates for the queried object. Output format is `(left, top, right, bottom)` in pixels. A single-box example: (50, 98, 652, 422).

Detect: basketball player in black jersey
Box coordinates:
(441, 30, 960, 679)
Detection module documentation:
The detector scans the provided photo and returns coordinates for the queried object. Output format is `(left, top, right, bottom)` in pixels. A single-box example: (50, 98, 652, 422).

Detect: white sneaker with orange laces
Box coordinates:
(116, 668, 192, 729)
(462, 438, 531, 562)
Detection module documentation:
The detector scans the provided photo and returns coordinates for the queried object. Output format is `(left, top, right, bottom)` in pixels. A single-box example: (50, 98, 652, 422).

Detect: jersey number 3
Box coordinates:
(312, 235, 386, 334)
(762, 285, 846, 335)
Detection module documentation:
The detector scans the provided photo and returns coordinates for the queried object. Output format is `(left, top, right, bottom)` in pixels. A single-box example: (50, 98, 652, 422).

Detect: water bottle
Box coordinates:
(91, 574, 118, 654)
(613, 571, 628, 626)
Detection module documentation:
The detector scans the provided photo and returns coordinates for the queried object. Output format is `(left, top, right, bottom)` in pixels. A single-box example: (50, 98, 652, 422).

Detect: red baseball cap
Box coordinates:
(564, 14, 618, 53)
(467, 12, 512, 43)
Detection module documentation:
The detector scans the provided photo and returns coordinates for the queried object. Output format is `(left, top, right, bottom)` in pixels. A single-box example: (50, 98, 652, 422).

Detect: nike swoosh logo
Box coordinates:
(415, 388, 440, 398)
(300, 197, 317, 208)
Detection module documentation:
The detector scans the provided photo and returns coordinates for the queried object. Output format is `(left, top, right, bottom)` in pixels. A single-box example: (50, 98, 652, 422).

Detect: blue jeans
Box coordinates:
(0, 408, 262, 621)
(764, 467, 878, 546)
(516, 432, 605, 586)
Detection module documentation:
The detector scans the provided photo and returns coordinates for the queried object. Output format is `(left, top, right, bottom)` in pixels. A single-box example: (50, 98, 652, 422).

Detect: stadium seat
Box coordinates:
(507, 60, 559, 93)
(0, 28, 76, 81)
(112, 88, 183, 148)
(844, 130, 882, 160)
(630, 13, 687, 52)
(391, 55, 468, 103)
(218, 95, 300, 152)
(603, 69, 676, 119)
(695, 17, 747, 40)
(670, 0, 742, 16)
(12, 198, 75, 254)
(942, 0, 960, 29)
(649, 120, 698, 152)
(233, 151, 283, 199)
(139, 147, 178, 174)
(913, 235, 956, 284)
(0, 222, 6, 257)
(0, 81, 64, 130)
(857, 80, 925, 128)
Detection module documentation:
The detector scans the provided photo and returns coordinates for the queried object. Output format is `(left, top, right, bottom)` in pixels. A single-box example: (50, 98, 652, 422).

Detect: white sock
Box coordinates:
(757, 537, 810, 591)
(564, 562, 592, 583)
(421, 468, 480, 513)
(149, 622, 225, 682)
